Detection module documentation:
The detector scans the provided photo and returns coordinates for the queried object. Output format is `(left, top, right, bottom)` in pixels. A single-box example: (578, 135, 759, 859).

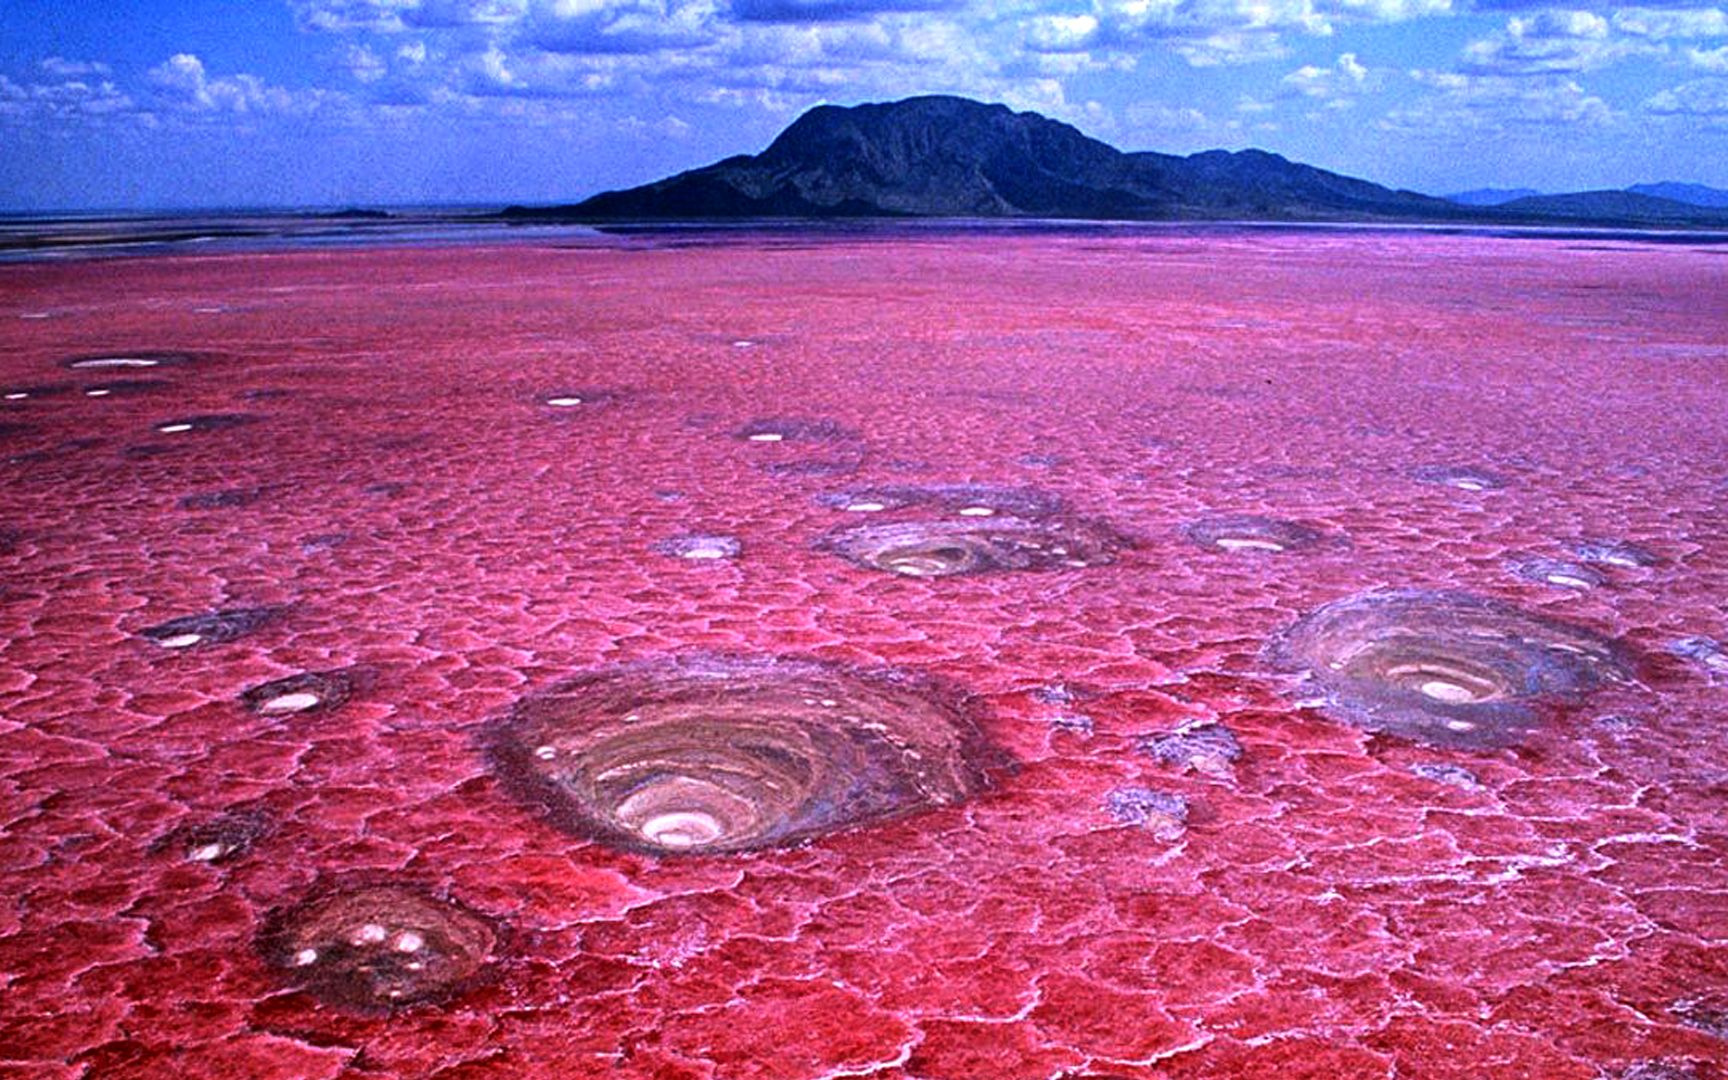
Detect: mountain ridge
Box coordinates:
(501, 95, 1728, 229)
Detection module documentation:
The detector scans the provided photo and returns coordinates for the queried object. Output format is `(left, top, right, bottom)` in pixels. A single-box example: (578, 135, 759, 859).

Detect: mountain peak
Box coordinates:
(548, 94, 1446, 222)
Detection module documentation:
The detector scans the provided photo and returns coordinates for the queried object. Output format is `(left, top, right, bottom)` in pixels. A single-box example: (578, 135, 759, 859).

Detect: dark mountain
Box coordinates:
(506, 95, 1459, 223)
(1626, 182, 1728, 209)
(1497, 189, 1728, 223)
(1445, 188, 1541, 206)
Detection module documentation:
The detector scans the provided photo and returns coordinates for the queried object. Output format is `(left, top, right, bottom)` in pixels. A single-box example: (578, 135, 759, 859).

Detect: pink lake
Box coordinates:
(2, 229, 1726, 1079)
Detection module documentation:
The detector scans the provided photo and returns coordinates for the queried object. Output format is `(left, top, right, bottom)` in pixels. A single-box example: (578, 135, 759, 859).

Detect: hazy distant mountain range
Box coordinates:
(503, 96, 1728, 229)
(1447, 183, 1728, 211)
(1443, 188, 1542, 206)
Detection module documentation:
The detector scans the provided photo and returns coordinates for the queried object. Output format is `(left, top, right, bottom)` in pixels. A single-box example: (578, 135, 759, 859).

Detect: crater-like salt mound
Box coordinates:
(484, 655, 1001, 855)
(1269, 590, 1632, 748)
(816, 515, 1129, 577)
(1181, 513, 1329, 555)
(257, 883, 498, 1011)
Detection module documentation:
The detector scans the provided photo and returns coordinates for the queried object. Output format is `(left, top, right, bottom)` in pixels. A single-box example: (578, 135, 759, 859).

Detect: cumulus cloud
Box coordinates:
(1611, 7, 1728, 39)
(1461, 9, 1658, 74)
(524, 0, 722, 54)
(1691, 42, 1728, 67)
(1386, 69, 1614, 130)
(729, 0, 965, 20)
(1283, 50, 1373, 98)
(1645, 75, 1728, 112)
(0, 68, 135, 123)
(1018, 0, 1452, 69)
(39, 57, 113, 77)
(148, 54, 338, 116)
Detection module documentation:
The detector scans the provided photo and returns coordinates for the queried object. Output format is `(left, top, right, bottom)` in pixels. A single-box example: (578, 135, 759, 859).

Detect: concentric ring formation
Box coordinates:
(1269, 590, 1632, 748)
(257, 883, 498, 1012)
(484, 655, 1000, 855)
(1182, 514, 1327, 555)
(816, 515, 1128, 577)
(817, 484, 1066, 518)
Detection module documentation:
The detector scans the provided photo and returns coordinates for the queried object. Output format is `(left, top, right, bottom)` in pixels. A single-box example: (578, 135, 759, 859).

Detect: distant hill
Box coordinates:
(1626, 182, 1728, 209)
(1497, 190, 1728, 223)
(506, 95, 1459, 223)
(1446, 188, 1541, 206)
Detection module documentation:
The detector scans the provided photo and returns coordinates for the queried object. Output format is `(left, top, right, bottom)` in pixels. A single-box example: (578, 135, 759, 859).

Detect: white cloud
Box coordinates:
(347, 44, 390, 82)
(40, 57, 113, 77)
(524, 0, 723, 54)
(1386, 69, 1614, 131)
(1461, 9, 1658, 75)
(1691, 43, 1728, 69)
(1283, 50, 1373, 98)
(1645, 75, 1728, 114)
(1025, 13, 1102, 50)
(1610, 7, 1728, 40)
(0, 69, 136, 123)
(147, 53, 339, 116)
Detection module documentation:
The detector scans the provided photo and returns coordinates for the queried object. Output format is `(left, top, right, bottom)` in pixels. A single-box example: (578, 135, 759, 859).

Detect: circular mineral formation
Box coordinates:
(733, 417, 857, 444)
(63, 351, 198, 370)
(152, 809, 271, 864)
(1182, 514, 1327, 554)
(152, 413, 256, 435)
(1269, 590, 1632, 748)
(83, 379, 170, 399)
(817, 485, 1067, 518)
(1412, 465, 1506, 492)
(1569, 538, 1661, 569)
(816, 516, 1128, 578)
(1507, 555, 1604, 590)
(653, 533, 743, 561)
(3, 383, 71, 401)
(139, 607, 278, 649)
(540, 388, 622, 409)
(484, 655, 1000, 855)
(257, 883, 498, 1012)
(241, 671, 355, 716)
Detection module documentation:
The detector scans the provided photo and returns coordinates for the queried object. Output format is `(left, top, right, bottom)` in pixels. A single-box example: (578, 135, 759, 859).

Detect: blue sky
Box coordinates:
(2, 0, 1724, 211)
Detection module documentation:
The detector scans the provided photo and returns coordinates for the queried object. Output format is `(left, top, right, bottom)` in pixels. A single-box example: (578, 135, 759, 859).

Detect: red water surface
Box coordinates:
(2, 229, 1727, 1079)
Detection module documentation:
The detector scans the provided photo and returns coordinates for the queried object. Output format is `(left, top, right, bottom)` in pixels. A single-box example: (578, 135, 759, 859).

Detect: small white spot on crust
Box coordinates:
(73, 357, 158, 368)
(535, 745, 557, 760)
(393, 930, 425, 953)
(642, 810, 724, 848)
(957, 506, 995, 517)
(293, 948, 319, 966)
(158, 423, 194, 434)
(85, 389, 112, 397)
(1444, 718, 1478, 731)
(4, 392, 27, 401)
(545, 396, 583, 407)
(1215, 537, 1285, 553)
(187, 842, 227, 862)
(1420, 681, 1478, 705)
(1453, 480, 1487, 492)
(353, 923, 388, 945)
(680, 546, 728, 560)
(844, 502, 886, 513)
(158, 632, 203, 649)
(746, 432, 784, 442)
(1545, 573, 1592, 589)
(260, 691, 321, 713)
